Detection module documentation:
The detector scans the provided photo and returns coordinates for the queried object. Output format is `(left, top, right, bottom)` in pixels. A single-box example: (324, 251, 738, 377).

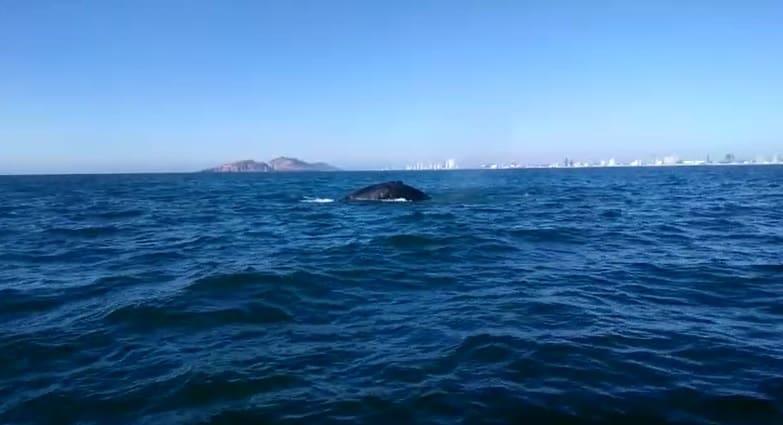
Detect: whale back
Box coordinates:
(346, 181, 429, 201)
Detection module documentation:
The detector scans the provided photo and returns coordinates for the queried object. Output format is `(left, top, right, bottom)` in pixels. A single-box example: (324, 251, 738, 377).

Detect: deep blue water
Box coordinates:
(1, 167, 783, 424)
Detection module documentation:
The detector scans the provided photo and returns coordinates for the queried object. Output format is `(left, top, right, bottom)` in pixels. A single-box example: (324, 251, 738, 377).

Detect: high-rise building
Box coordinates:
(406, 159, 459, 170)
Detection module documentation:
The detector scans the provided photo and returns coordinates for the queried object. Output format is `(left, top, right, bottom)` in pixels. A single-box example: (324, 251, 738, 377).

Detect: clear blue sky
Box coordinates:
(2, 0, 781, 173)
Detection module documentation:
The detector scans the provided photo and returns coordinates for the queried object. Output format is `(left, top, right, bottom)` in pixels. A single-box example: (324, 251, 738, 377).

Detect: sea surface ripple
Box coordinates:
(1, 167, 783, 424)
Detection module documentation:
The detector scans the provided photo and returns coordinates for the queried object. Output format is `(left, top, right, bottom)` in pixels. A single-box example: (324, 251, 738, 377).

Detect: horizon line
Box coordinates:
(2, 162, 782, 177)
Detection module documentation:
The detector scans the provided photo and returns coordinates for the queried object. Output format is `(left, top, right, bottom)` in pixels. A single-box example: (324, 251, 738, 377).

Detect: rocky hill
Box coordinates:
(203, 160, 271, 173)
(268, 157, 339, 172)
(203, 157, 338, 173)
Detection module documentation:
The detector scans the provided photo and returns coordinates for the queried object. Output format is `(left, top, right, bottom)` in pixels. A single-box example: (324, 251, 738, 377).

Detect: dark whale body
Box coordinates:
(345, 181, 430, 202)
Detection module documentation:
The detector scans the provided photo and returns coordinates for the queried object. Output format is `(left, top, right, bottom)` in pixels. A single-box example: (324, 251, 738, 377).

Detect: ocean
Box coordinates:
(1, 166, 782, 424)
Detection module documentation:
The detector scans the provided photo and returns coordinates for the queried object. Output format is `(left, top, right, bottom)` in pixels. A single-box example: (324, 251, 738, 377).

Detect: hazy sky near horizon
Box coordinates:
(2, 0, 782, 173)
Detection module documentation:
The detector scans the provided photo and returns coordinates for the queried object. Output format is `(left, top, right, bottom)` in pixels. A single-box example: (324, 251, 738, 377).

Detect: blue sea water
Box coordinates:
(1, 167, 782, 424)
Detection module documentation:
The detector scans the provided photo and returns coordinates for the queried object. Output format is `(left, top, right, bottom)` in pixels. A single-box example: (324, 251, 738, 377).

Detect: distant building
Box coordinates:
(681, 160, 705, 166)
(723, 153, 736, 163)
(663, 155, 679, 165)
(405, 159, 458, 170)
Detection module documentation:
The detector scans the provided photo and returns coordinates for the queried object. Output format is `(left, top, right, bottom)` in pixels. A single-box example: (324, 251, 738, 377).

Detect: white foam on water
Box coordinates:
(381, 198, 411, 203)
(301, 197, 335, 203)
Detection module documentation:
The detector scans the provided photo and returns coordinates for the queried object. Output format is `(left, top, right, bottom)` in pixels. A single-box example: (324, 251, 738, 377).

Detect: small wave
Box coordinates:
(507, 227, 586, 244)
(185, 270, 333, 303)
(0, 205, 18, 217)
(2, 246, 121, 264)
(399, 211, 457, 221)
(105, 302, 292, 330)
(450, 333, 525, 364)
(92, 209, 145, 219)
(470, 240, 518, 253)
(186, 271, 294, 292)
(301, 197, 335, 203)
(381, 234, 447, 249)
(129, 250, 187, 263)
(1, 275, 159, 317)
(44, 225, 121, 238)
(300, 211, 337, 221)
(600, 208, 623, 218)
(162, 371, 299, 409)
(381, 198, 411, 202)
(71, 275, 151, 298)
(0, 289, 62, 316)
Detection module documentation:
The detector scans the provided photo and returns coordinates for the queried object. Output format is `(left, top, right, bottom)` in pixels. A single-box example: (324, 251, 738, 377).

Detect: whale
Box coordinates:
(345, 181, 430, 202)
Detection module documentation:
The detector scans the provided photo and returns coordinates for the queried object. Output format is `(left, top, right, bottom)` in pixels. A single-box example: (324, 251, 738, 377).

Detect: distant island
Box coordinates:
(203, 157, 340, 173)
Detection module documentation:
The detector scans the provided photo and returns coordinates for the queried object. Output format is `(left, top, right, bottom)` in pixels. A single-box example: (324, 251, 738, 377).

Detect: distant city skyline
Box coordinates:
(475, 151, 782, 170)
(2, 1, 782, 174)
(387, 152, 782, 171)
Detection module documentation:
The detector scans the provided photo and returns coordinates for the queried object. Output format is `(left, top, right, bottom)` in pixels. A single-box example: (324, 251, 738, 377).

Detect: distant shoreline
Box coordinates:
(1, 162, 781, 177)
(472, 162, 783, 171)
